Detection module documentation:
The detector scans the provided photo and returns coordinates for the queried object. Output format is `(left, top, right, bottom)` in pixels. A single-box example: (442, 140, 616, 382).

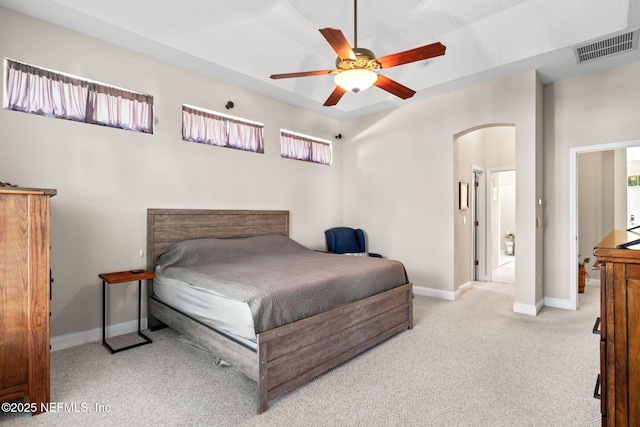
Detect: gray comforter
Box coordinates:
(154, 234, 408, 334)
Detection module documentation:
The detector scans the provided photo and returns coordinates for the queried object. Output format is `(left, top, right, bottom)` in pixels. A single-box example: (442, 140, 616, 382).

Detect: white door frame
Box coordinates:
(569, 139, 640, 310)
(471, 167, 485, 281)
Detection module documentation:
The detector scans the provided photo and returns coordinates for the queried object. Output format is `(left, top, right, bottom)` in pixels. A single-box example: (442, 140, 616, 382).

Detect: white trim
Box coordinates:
(413, 283, 473, 301)
(513, 298, 543, 316)
(413, 285, 457, 301)
(459, 281, 473, 294)
(471, 167, 485, 281)
(2, 58, 7, 108)
(51, 318, 148, 352)
(543, 296, 573, 310)
(569, 139, 640, 311)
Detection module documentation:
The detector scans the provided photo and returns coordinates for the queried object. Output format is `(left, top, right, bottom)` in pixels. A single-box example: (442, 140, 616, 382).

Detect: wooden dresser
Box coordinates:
(0, 187, 56, 415)
(594, 230, 640, 426)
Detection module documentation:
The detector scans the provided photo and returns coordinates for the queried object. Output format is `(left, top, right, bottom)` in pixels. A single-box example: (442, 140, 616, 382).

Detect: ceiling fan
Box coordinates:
(269, 0, 446, 107)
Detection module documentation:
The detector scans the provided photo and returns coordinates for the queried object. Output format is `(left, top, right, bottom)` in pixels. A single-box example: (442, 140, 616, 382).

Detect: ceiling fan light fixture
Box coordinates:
(269, 0, 446, 106)
(334, 69, 378, 93)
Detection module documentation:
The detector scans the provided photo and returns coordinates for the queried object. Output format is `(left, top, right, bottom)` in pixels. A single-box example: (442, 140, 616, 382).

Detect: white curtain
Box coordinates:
(182, 106, 264, 153)
(281, 131, 331, 165)
(5, 60, 87, 121)
(5, 59, 153, 133)
(182, 106, 227, 146)
(228, 119, 264, 153)
(281, 132, 311, 160)
(311, 141, 332, 164)
(86, 84, 153, 133)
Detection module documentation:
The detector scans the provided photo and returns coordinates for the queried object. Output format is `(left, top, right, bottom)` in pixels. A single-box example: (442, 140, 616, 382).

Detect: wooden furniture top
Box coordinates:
(0, 187, 57, 196)
(593, 229, 640, 264)
(99, 270, 156, 284)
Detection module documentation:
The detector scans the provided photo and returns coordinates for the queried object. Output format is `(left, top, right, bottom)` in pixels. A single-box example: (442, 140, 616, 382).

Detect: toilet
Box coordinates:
(505, 239, 514, 255)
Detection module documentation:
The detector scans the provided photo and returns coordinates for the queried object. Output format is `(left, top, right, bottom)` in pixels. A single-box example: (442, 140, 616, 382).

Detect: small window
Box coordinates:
(3, 58, 153, 133)
(182, 105, 264, 154)
(280, 129, 332, 165)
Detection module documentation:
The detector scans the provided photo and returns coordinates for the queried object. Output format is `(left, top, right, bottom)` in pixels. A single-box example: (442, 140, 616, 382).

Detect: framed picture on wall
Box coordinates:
(459, 181, 469, 210)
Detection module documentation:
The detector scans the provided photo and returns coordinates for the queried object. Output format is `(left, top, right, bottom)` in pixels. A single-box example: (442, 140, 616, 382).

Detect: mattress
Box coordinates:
(153, 274, 257, 342)
(152, 234, 408, 337)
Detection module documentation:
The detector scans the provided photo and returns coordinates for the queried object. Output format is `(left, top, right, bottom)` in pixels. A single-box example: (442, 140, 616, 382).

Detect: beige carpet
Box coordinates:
(1, 283, 601, 426)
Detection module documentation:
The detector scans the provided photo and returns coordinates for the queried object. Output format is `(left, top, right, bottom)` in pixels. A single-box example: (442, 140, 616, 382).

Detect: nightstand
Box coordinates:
(99, 269, 155, 353)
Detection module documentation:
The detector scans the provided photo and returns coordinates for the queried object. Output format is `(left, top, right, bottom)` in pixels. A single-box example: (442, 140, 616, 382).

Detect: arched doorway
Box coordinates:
(454, 125, 516, 291)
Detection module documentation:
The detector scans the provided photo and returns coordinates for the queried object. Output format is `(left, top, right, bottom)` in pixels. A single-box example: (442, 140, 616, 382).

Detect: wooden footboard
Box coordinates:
(257, 282, 413, 412)
(149, 282, 412, 413)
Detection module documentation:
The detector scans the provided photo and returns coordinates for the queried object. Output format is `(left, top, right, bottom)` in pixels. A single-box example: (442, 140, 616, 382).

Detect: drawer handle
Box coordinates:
(594, 374, 601, 400)
(592, 317, 601, 335)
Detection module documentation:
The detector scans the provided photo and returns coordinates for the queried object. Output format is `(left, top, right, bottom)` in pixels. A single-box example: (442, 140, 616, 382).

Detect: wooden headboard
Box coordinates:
(146, 209, 289, 271)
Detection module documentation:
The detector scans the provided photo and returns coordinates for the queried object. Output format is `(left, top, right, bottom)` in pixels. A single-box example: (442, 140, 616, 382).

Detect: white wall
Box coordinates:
(342, 72, 541, 311)
(0, 8, 343, 337)
(629, 159, 640, 175)
(544, 61, 640, 301)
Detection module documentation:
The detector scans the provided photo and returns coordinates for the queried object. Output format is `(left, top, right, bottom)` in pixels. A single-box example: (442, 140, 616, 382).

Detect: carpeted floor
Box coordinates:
(1, 283, 601, 427)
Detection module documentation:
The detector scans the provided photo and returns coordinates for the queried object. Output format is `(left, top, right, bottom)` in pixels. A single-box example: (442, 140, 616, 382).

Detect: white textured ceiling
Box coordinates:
(1, 0, 639, 120)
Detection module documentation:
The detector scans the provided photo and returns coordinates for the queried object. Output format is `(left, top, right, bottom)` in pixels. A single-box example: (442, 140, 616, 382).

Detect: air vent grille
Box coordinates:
(575, 31, 638, 64)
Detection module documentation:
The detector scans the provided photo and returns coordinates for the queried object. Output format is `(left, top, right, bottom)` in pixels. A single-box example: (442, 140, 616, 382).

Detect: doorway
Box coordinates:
(489, 169, 516, 284)
(455, 125, 516, 291)
(570, 140, 640, 310)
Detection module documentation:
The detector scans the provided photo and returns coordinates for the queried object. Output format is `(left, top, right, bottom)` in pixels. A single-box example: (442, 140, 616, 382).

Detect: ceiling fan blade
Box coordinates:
(270, 70, 335, 79)
(323, 86, 347, 106)
(319, 28, 356, 60)
(376, 42, 446, 69)
(374, 74, 416, 99)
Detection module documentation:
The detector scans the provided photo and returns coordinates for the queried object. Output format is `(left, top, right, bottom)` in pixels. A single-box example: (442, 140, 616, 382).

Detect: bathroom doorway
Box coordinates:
(489, 169, 516, 283)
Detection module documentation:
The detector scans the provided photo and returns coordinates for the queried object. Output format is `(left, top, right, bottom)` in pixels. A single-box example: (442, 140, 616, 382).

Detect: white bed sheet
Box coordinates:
(153, 275, 257, 344)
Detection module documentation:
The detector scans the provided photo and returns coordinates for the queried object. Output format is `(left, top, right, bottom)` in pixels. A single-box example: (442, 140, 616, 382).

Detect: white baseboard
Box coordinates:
(543, 296, 574, 310)
(413, 285, 457, 301)
(458, 282, 473, 297)
(513, 298, 544, 316)
(51, 318, 148, 352)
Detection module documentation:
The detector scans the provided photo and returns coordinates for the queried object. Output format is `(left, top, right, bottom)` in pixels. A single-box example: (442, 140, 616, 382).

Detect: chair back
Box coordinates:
(325, 227, 366, 254)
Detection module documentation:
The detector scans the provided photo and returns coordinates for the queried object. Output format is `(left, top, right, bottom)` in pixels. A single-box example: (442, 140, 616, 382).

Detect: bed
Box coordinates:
(146, 209, 413, 412)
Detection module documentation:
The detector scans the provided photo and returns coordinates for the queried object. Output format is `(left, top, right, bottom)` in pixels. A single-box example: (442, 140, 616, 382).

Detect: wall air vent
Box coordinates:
(574, 31, 638, 64)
